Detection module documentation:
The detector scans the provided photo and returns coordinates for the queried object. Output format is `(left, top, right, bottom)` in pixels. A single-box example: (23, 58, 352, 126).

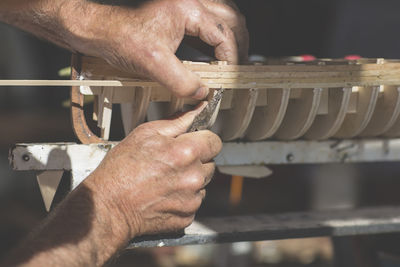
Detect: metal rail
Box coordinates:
(129, 206, 400, 247)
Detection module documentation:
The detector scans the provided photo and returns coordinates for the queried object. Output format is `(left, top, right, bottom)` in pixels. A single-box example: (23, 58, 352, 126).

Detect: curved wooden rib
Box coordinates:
(305, 87, 352, 140)
(246, 88, 291, 141)
(274, 88, 322, 140)
(70, 54, 103, 144)
(218, 89, 258, 141)
(334, 86, 380, 138)
(121, 86, 152, 136)
(361, 85, 400, 137)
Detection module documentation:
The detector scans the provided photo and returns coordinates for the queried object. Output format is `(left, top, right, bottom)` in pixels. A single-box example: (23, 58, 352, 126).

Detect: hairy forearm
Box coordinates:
(2, 176, 131, 267)
(0, 0, 113, 55)
(0, 0, 71, 49)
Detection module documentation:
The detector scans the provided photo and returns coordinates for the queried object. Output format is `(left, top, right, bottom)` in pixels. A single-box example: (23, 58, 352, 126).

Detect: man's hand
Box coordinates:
(2, 104, 222, 266)
(0, 0, 248, 99)
(87, 103, 222, 237)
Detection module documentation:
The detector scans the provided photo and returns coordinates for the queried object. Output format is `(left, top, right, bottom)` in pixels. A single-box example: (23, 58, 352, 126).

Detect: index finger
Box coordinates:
(185, 9, 239, 64)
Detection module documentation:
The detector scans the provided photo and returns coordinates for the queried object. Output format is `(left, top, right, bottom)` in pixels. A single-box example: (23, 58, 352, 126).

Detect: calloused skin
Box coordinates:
(0, 0, 248, 266)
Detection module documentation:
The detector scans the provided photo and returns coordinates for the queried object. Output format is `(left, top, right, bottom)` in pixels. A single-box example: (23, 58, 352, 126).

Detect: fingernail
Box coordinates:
(192, 87, 209, 100)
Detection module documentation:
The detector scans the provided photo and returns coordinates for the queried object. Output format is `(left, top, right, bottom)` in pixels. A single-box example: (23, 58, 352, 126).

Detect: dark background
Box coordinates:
(2, 0, 400, 265)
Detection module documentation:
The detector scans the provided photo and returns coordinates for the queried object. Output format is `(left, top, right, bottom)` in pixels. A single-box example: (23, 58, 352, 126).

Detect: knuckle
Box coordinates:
(177, 0, 203, 19)
(183, 170, 204, 190)
(170, 143, 197, 167)
(132, 122, 149, 135)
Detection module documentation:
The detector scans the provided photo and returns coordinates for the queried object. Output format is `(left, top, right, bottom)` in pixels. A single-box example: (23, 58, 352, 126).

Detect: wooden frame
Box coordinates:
(64, 55, 400, 143)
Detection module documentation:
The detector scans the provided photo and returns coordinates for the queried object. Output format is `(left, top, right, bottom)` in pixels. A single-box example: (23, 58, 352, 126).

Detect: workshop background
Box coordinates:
(2, 0, 400, 266)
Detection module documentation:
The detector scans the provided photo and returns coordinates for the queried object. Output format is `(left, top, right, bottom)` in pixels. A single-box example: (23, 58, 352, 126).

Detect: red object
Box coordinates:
(345, 55, 362, 60)
(299, 54, 316, 62)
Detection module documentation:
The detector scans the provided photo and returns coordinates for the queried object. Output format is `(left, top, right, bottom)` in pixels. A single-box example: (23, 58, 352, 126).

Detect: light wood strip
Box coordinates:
(3, 76, 400, 89)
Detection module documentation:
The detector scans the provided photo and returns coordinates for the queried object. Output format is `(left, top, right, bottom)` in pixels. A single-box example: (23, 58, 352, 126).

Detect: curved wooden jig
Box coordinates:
(70, 54, 103, 144)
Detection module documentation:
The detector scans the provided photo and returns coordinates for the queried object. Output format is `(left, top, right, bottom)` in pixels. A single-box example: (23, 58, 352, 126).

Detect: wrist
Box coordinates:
(83, 171, 140, 245)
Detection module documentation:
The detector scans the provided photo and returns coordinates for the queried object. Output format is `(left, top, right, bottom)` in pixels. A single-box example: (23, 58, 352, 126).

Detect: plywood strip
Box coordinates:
(274, 88, 322, 140)
(81, 56, 400, 74)
(246, 88, 291, 141)
(305, 87, 352, 140)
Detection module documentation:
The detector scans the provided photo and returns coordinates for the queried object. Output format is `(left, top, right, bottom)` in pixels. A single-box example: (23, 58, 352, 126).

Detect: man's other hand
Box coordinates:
(57, 0, 246, 99)
(85, 103, 222, 237)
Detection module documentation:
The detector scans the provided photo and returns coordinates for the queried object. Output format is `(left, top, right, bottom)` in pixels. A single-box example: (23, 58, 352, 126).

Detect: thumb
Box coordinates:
(148, 102, 208, 137)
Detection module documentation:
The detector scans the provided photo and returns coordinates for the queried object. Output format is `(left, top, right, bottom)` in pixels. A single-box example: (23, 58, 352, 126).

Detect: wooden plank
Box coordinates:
(81, 56, 400, 74)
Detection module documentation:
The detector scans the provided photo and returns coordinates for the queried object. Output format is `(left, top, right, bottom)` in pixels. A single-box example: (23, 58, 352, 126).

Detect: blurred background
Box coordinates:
(2, 0, 400, 266)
